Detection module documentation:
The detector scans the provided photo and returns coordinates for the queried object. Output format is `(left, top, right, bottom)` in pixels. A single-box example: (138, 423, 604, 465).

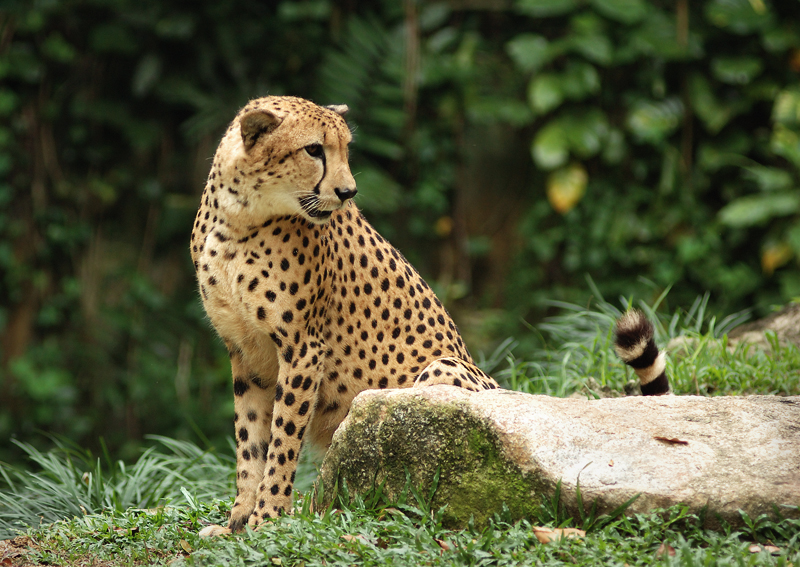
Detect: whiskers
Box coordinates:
(293, 191, 333, 220)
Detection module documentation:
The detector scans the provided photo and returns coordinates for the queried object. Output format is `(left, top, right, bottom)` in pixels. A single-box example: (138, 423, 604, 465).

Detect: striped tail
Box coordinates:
(613, 310, 670, 396)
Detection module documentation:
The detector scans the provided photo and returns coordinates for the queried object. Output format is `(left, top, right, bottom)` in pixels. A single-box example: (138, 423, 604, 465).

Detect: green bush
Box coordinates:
(501, 0, 800, 322)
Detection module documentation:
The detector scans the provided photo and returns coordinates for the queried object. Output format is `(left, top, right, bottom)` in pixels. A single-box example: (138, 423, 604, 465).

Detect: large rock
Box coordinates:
(316, 387, 800, 529)
(728, 302, 800, 350)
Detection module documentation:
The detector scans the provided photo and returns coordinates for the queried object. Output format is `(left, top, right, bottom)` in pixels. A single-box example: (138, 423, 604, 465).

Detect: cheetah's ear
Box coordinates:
(324, 104, 349, 117)
(240, 110, 283, 152)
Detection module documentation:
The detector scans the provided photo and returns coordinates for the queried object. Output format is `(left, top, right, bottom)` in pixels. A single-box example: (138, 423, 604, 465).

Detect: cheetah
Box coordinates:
(190, 96, 669, 535)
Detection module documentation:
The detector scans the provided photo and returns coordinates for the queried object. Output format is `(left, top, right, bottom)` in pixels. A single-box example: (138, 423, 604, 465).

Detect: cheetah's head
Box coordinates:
(209, 96, 357, 226)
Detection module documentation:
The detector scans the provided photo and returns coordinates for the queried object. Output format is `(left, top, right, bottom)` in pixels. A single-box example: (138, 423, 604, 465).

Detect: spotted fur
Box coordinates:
(190, 96, 498, 535)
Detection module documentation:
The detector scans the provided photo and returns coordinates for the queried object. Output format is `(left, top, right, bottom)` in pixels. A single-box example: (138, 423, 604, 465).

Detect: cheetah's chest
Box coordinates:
(196, 216, 329, 366)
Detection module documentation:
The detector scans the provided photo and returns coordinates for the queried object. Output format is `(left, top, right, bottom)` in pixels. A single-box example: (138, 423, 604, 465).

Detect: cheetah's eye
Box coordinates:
(304, 144, 323, 158)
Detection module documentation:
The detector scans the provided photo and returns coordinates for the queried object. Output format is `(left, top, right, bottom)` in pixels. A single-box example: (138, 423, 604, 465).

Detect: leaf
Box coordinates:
(532, 526, 585, 544)
(719, 193, 800, 228)
(351, 165, 402, 214)
(179, 539, 192, 553)
(772, 89, 800, 126)
(569, 33, 613, 65)
(602, 128, 626, 164)
(132, 54, 162, 97)
(42, 32, 77, 63)
(626, 98, 683, 144)
(711, 57, 763, 85)
(563, 110, 609, 157)
(435, 538, 451, 551)
(532, 121, 569, 169)
(547, 163, 588, 214)
(155, 15, 195, 39)
(515, 0, 579, 18)
(656, 542, 676, 557)
(762, 25, 799, 53)
(590, 0, 647, 24)
(341, 534, 371, 546)
(560, 61, 600, 100)
(771, 125, 800, 168)
(0, 90, 18, 116)
(689, 74, 737, 134)
(742, 165, 794, 192)
(653, 436, 689, 445)
(278, 1, 331, 21)
(180, 486, 198, 510)
(749, 544, 782, 554)
(705, 0, 773, 34)
(762, 243, 793, 275)
(787, 222, 800, 254)
(628, 10, 694, 60)
(528, 74, 563, 114)
(507, 34, 553, 73)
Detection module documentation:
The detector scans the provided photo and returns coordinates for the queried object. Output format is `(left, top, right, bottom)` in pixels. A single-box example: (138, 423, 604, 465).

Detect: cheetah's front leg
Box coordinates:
(228, 352, 277, 533)
(247, 340, 323, 528)
(200, 350, 277, 537)
(228, 372, 275, 532)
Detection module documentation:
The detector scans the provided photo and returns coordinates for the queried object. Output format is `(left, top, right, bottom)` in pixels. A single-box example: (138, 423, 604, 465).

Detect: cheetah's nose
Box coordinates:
(334, 187, 358, 202)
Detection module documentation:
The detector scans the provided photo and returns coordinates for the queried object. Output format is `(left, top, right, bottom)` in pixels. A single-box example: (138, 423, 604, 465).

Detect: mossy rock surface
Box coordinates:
(315, 389, 542, 528)
(316, 386, 800, 530)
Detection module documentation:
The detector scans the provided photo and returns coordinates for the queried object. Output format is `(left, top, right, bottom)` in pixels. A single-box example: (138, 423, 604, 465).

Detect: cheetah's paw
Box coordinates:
(199, 524, 232, 537)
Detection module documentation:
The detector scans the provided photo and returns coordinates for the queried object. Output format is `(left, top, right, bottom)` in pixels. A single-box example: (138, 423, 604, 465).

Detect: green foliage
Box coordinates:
(13, 487, 800, 566)
(2, 0, 800, 461)
(0, 434, 325, 540)
(668, 331, 800, 396)
(484, 292, 800, 398)
(0, 436, 235, 539)
(503, 0, 800, 325)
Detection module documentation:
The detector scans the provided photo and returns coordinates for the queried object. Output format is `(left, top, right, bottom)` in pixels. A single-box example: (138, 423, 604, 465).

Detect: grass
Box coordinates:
(2, 296, 799, 565)
(10, 487, 800, 566)
(0, 435, 234, 540)
(483, 293, 800, 397)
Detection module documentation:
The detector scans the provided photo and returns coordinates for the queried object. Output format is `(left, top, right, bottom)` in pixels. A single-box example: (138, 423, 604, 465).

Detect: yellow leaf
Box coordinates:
(749, 544, 782, 554)
(546, 163, 588, 214)
(762, 242, 793, 275)
(341, 534, 370, 545)
(532, 526, 585, 544)
(435, 216, 454, 238)
(179, 539, 192, 554)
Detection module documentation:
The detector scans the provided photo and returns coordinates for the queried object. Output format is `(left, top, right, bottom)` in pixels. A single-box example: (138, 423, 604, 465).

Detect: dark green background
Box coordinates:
(1, 0, 798, 460)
